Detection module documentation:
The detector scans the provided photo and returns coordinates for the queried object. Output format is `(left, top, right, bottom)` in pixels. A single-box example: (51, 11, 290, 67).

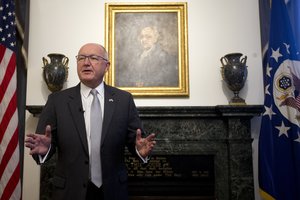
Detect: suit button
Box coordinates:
(85, 160, 89, 165)
(83, 183, 87, 188)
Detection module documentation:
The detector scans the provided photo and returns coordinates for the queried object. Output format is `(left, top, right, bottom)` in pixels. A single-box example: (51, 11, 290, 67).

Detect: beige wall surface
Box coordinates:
(23, 0, 264, 199)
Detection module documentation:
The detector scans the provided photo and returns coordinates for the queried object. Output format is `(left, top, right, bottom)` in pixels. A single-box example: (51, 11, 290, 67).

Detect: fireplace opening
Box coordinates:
(126, 155, 215, 200)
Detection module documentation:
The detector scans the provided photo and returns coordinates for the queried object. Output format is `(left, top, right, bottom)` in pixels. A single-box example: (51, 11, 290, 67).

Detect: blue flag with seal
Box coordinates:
(259, 0, 300, 199)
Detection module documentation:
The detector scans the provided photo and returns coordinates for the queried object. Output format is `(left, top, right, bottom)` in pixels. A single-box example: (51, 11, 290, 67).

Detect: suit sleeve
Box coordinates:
(125, 93, 144, 156)
(33, 93, 58, 164)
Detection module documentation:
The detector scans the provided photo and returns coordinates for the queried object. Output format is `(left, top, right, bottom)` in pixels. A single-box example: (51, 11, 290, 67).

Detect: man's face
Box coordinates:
(76, 44, 109, 88)
(140, 27, 158, 50)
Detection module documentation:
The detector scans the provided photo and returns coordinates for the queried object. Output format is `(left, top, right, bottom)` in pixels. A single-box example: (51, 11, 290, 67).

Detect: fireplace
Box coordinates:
(26, 105, 262, 200)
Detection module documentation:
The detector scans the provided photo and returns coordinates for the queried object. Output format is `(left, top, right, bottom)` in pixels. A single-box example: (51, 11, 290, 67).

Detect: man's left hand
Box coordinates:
(136, 129, 156, 158)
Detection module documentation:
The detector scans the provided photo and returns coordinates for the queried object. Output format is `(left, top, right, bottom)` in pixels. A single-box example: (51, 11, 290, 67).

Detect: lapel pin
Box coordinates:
(109, 99, 114, 102)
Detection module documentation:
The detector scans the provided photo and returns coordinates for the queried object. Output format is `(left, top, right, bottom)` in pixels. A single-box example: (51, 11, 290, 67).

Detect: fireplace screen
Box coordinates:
(126, 155, 215, 199)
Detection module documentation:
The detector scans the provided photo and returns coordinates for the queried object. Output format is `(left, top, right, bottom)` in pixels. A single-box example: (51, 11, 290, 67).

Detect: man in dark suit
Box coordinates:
(25, 43, 156, 200)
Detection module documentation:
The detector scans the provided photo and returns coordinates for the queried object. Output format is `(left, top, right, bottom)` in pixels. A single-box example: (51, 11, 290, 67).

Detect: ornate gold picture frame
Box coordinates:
(105, 2, 189, 97)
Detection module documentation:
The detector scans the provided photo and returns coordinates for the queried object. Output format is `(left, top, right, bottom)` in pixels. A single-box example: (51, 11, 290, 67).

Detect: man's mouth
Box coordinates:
(82, 69, 93, 73)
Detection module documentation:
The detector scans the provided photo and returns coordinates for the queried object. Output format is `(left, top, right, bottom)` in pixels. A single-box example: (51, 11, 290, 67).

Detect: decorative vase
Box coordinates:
(43, 53, 69, 92)
(220, 53, 248, 105)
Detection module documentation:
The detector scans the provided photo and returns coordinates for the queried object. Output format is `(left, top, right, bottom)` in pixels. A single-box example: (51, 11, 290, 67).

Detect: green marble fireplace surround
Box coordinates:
(26, 105, 263, 200)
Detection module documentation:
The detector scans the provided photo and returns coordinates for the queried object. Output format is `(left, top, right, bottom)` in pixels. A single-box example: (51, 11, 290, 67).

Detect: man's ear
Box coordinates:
(105, 62, 110, 72)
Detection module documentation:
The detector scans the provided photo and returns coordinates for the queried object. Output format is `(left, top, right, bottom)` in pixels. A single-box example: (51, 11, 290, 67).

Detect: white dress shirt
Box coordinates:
(80, 82, 104, 155)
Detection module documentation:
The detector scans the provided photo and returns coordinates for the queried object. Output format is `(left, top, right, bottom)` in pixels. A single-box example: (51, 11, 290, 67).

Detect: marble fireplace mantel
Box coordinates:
(26, 105, 263, 200)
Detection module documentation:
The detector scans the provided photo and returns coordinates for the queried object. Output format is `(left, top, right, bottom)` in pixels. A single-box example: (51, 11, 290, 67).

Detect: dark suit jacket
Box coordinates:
(35, 83, 143, 200)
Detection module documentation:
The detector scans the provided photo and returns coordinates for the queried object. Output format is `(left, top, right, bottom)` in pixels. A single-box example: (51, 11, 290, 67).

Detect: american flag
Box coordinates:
(0, 0, 22, 199)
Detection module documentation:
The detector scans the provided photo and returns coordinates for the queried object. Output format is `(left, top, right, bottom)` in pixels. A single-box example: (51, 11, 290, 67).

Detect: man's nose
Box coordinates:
(83, 57, 91, 64)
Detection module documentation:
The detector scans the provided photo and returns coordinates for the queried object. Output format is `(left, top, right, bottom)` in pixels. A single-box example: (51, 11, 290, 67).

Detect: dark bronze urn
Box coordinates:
(42, 53, 69, 92)
(220, 53, 248, 105)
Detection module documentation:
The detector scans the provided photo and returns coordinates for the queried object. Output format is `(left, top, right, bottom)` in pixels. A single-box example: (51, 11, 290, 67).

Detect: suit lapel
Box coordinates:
(101, 84, 116, 145)
(68, 84, 89, 156)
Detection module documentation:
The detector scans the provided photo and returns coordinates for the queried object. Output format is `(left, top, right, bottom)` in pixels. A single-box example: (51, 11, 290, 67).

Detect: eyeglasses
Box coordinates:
(76, 54, 108, 63)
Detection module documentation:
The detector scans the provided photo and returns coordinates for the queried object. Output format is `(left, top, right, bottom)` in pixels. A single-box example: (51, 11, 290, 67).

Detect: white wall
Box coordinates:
(23, 0, 264, 199)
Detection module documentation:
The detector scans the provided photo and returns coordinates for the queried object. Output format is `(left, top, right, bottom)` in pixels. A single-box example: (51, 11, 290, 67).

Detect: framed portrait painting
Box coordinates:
(105, 2, 189, 97)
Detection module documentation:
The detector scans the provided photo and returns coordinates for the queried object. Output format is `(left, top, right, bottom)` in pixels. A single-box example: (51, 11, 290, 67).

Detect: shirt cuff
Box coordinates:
(135, 147, 150, 163)
(38, 144, 51, 164)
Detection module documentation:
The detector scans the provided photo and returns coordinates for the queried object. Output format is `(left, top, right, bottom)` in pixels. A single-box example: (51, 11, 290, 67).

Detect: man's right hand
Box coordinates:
(25, 125, 52, 155)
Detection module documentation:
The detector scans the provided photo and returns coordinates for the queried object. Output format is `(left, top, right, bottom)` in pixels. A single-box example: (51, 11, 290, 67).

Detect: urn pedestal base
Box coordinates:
(229, 92, 246, 105)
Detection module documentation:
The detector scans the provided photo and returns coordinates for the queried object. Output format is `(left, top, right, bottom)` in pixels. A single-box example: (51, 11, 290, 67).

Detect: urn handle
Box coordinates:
(62, 57, 69, 67)
(42, 57, 49, 67)
(220, 56, 228, 66)
(240, 56, 247, 65)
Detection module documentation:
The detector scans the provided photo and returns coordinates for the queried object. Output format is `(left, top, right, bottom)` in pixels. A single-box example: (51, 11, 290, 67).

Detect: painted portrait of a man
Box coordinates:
(114, 13, 179, 87)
